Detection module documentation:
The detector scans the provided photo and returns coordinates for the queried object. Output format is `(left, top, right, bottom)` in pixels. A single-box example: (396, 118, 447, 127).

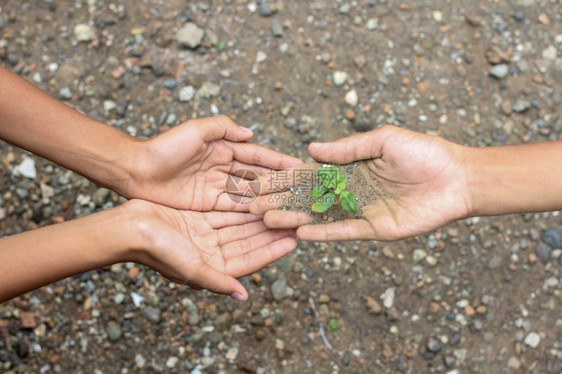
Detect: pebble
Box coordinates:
(542, 45, 557, 61)
(135, 354, 146, 368)
(259, 2, 272, 17)
(114, 293, 125, 305)
(272, 19, 283, 37)
(333, 71, 348, 86)
(513, 99, 531, 113)
(256, 51, 267, 64)
(176, 23, 204, 49)
(0, 15, 6, 29)
(107, 323, 122, 342)
(17, 158, 37, 179)
(433, 11, 443, 22)
(58, 87, 73, 101)
(489, 64, 509, 79)
(166, 356, 179, 368)
(413, 249, 427, 263)
(196, 82, 221, 99)
(507, 356, 521, 369)
(542, 229, 561, 249)
(365, 18, 378, 30)
(365, 296, 382, 315)
(271, 274, 288, 301)
(163, 79, 177, 89)
(131, 292, 145, 307)
(383, 287, 395, 309)
(524, 332, 540, 348)
(74, 24, 97, 42)
(142, 306, 161, 324)
(103, 100, 116, 112)
(344, 89, 358, 106)
(178, 86, 196, 102)
(226, 347, 239, 361)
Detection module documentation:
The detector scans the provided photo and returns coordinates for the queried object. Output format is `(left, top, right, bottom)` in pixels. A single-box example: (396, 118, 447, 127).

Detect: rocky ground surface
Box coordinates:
(1, 0, 561, 373)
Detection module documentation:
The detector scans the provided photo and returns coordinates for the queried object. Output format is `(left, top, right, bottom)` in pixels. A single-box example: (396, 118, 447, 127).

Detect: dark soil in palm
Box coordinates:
(281, 161, 387, 224)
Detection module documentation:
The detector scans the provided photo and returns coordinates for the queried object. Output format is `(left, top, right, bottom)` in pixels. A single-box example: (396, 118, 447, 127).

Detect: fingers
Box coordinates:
(231, 142, 303, 170)
(192, 115, 255, 143)
(188, 261, 249, 301)
(264, 210, 313, 229)
(225, 236, 297, 278)
(201, 211, 262, 229)
(296, 220, 377, 241)
(308, 125, 395, 164)
(222, 229, 295, 260)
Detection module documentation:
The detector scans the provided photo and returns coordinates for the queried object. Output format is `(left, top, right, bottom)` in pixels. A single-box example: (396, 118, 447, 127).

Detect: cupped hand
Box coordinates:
(251, 125, 473, 241)
(125, 199, 297, 301)
(122, 115, 302, 211)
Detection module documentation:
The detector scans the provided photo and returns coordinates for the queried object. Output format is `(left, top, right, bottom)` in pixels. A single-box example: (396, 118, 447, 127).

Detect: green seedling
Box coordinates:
(310, 165, 357, 214)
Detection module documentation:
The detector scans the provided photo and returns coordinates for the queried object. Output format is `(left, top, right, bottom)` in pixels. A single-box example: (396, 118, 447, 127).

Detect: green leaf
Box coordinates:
(311, 193, 336, 213)
(334, 180, 347, 195)
(339, 190, 357, 214)
(217, 41, 226, 51)
(327, 318, 340, 332)
(310, 183, 329, 200)
(318, 166, 338, 189)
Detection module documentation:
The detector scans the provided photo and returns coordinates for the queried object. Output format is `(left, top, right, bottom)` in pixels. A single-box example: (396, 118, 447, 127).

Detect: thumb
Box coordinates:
(197, 115, 253, 142)
(189, 262, 248, 301)
(308, 126, 392, 163)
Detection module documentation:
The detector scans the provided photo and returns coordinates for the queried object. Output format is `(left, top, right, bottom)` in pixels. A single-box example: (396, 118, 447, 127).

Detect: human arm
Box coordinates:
(0, 199, 297, 303)
(0, 66, 302, 209)
(252, 125, 562, 241)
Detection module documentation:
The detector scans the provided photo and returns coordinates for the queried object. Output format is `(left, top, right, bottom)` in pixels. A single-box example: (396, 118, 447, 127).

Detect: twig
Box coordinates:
(308, 297, 332, 350)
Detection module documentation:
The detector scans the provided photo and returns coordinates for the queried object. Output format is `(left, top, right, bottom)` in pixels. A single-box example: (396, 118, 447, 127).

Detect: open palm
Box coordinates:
(252, 126, 472, 241)
(127, 199, 296, 300)
(123, 116, 302, 211)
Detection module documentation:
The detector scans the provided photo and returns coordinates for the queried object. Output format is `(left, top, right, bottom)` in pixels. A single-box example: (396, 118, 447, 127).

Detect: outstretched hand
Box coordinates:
(125, 199, 297, 301)
(122, 115, 302, 211)
(251, 125, 472, 241)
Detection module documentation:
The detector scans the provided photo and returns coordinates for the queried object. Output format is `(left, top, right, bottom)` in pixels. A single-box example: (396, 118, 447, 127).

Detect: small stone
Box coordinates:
(114, 293, 125, 305)
(413, 249, 427, 263)
(93, 188, 110, 206)
(535, 243, 551, 262)
(107, 322, 122, 342)
(0, 15, 6, 29)
(542, 229, 561, 249)
(538, 13, 550, 25)
(333, 71, 348, 86)
(426, 337, 441, 353)
(272, 19, 283, 37)
(488, 255, 502, 269)
(339, 4, 351, 14)
(542, 45, 557, 60)
(433, 11, 443, 22)
(365, 18, 378, 30)
(513, 11, 525, 22)
(142, 306, 161, 324)
(259, 2, 272, 17)
(178, 86, 196, 102)
(425, 255, 438, 266)
(489, 64, 509, 79)
(365, 296, 382, 315)
(20, 312, 37, 329)
(74, 24, 97, 42)
(513, 99, 531, 113)
(345, 90, 358, 106)
(176, 23, 204, 49)
(354, 55, 366, 69)
(131, 292, 145, 307)
(226, 347, 239, 361)
(383, 287, 395, 309)
(103, 100, 116, 112)
(17, 158, 37, 179)
(341, 350, 351, 366)
(507, 357, 521, 369)
(135, 354, 146, 368)
(524, 332, 540, 348)
(196, 82, 221, 99)
(58, 87, 73, 100)
(382, 246, 395, 259)
(166, 356, 179, 368)
(163, 79, 177, 89)
(271, 274, 288, 301)
(256, 51, 267, 64)
(352, 113, 373, 132)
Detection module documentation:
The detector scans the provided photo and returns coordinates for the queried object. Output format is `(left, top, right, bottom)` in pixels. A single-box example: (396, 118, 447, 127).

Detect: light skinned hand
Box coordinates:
(122, 115, 302, 211)
(251, 125, 472, 241)
(126, 200, 297, 301)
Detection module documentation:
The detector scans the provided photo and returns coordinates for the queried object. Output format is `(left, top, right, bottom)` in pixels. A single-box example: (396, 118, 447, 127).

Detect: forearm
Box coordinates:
(0, 205, 134, 302)
(465, 140, 562, 216)
(0, 66, 139, 191)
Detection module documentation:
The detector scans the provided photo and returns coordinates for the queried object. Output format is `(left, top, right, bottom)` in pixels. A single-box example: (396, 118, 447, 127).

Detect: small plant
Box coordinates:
(310, 165, 357, 214)
(326, 318, 341, 333)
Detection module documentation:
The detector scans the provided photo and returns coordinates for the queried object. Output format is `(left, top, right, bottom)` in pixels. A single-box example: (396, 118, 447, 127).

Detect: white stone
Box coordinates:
(524, 332, 540, 348)
(333, 71, 348, 86)
(17, 158, 37, 179)
(166, 356, 179, 368)
(176, 23, 204, 49)
(130, 292, 145, 307)
(433, 11, 443, 22)
(256, 50, 267, 64)
(345, 89, 358, 106)
(226, 347, 239, 361)
(103, 100, 116, 112)
(178, 86, 195, 102)
(74, 24, 97, 42)
(542, 45, 557, 60)
(383, 287, 395, 309)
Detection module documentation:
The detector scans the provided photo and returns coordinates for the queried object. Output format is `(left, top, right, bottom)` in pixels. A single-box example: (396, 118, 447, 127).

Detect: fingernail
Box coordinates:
(241, 127, 254, 135)
(231, 292, 245, 302)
